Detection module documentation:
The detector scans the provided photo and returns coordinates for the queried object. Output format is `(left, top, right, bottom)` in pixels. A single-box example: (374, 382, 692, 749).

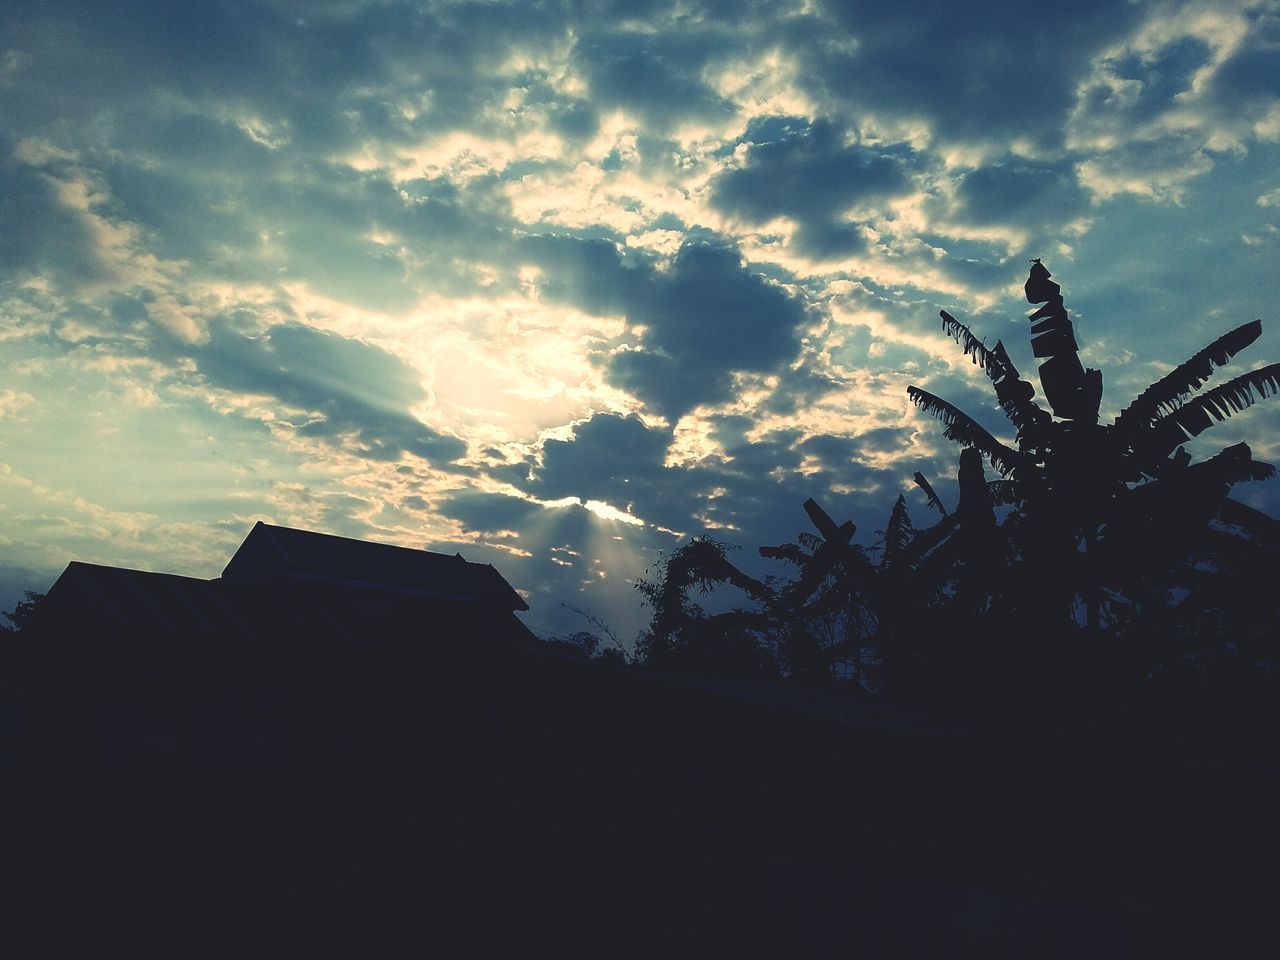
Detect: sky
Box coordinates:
(3, 0, 1280, 645)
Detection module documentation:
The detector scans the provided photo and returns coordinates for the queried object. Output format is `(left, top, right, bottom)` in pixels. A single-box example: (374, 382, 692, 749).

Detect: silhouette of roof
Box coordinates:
(42, 562, 250, 635)
(222, 521, 529, 611)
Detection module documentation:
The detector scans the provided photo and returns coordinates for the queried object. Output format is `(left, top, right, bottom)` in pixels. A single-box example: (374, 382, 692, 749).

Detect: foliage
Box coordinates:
(2, 591, 45, 634)
(539, 604, 633, 664)
(908, 261, 1278, 637)
(627, 261, 1280, 734)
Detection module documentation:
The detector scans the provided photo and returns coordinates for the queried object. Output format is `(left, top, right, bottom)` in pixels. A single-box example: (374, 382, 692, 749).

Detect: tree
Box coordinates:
(633, 536, 781, 680)
(907, 261, 1278, 644)
(2, 591, 45, 634)
(634, 499, 895, 684)
(633, 493, 960, 687)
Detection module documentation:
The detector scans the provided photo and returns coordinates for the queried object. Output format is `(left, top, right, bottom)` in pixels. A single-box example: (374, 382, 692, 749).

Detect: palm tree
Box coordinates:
(907, 261, 1279, 635)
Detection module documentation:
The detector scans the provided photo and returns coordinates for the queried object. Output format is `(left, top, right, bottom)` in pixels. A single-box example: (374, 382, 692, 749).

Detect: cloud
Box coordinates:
(1068, 4, 1280, 201)
(950, 158, 1091, 230)
(0, 389, 35, 418)
(794, 0, 1144, 148)
(518, 234, 636, 316)
(0, 138, 115, 287)
(192, 320, 467, 465)
(711, 117, 917, 257)
(604, 241, 808, 420)
(575, 28, 739, 131)
(2, 0, 1278, 647)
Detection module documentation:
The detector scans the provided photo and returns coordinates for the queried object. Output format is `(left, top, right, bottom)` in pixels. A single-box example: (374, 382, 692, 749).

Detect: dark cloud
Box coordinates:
(763, 364, 847, 416)
(1204, 9, 1280, 105)
(503, 411, 789, 543)
(605, 242, 808, 419)
(0, 141, 110, 287)
(928, 254, 1018, 293)
(796, 0, 1144, 147)
(98, 159, 265, 270)
(518, 235, 637, 317)
(1104, 36, 1214, 123)
(805, 426, 912, 461)
(3, 0, 570, 152)
(438, 489, 545, 534)
(530, 414, 673, 502)
(501, 411, 908, 571)
(539, 95, 601, 142)
(194, 321, 466, 464)
(711, 117, 915, 256)
(952, 157, 1090, 228)
(499, 414, 704, 539)
(575, 29, 738, 130)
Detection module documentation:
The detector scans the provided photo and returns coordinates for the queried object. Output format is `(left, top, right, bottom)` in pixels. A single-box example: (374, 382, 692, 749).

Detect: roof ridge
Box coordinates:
(257, 521, 293, 564)
(259, 522, 468, 562)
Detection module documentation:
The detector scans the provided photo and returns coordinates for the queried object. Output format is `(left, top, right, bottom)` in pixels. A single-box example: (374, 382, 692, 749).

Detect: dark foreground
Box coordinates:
(4, 625, 1280, 958)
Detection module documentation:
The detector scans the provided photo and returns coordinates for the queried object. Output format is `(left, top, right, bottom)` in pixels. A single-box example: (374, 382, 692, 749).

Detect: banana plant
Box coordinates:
(907, 261, 1278, 631)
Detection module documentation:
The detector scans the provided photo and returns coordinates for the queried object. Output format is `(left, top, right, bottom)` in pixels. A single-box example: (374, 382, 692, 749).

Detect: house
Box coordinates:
(222, 521, 529, 611)
(33, 521, 533, 645)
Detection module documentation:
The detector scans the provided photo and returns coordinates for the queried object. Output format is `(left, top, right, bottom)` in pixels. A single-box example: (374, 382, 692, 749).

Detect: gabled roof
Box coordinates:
(221, 521, 529, 611)
(42, 562, 249, 635)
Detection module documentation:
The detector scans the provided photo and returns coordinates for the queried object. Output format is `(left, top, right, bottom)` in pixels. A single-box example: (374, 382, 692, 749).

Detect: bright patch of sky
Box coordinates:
(3, 0, 1279, 643)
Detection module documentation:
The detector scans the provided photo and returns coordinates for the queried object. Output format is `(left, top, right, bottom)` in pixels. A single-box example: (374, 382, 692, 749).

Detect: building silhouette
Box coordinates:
(6, 525, 1280, 956)
(35, 521, 532, 644)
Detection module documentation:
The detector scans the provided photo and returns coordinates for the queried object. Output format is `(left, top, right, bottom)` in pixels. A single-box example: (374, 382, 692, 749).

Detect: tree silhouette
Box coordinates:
(625, 260, 1278, 725)
(908, 261, 1278, 641)
(634, 493, 975, 686)
(634, 536, 780, 679)
(2, 591, 45, 634)
(634, 500, 894, 683)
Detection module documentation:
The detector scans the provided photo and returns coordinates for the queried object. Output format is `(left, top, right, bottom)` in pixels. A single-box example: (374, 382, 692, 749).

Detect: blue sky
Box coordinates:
(3, 0, 1280, 644)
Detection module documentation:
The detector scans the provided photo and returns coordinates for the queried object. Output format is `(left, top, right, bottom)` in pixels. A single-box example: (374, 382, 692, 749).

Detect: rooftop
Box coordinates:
(222, 521, 528, 611)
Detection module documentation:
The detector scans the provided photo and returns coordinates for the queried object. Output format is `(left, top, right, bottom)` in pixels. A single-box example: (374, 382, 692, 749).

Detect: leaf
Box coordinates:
(941, 309, 1000, 376)
(803, 497, 852, 542)
(1217, 497, 1280, 546)
(786, 539, 860, 605)
(1110, 444, 1274, 535)
(797, 531, 824, 553)
(895, 513, 961, 570)
(1115, 320, 1263, 434)
(710, 557, 776, 605)
(759, 543, 810, 567)
(661, 536, 773, 604)
(881, 494, 915, 568)
(1145, 364, 1280, 456)
(986, 479, 1020, 506)
(940, 312, 1045, 432)
(912, 471, 948, 516)
(906, 386, 1034, 478)
(1184, 442, 1276, 486)
(1024, 259, 1060, 303)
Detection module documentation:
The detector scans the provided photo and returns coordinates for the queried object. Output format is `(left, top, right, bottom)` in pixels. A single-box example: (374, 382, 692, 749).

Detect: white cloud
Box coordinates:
(1067, 2, 1277, 201)
(0, 389, 35, 418)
